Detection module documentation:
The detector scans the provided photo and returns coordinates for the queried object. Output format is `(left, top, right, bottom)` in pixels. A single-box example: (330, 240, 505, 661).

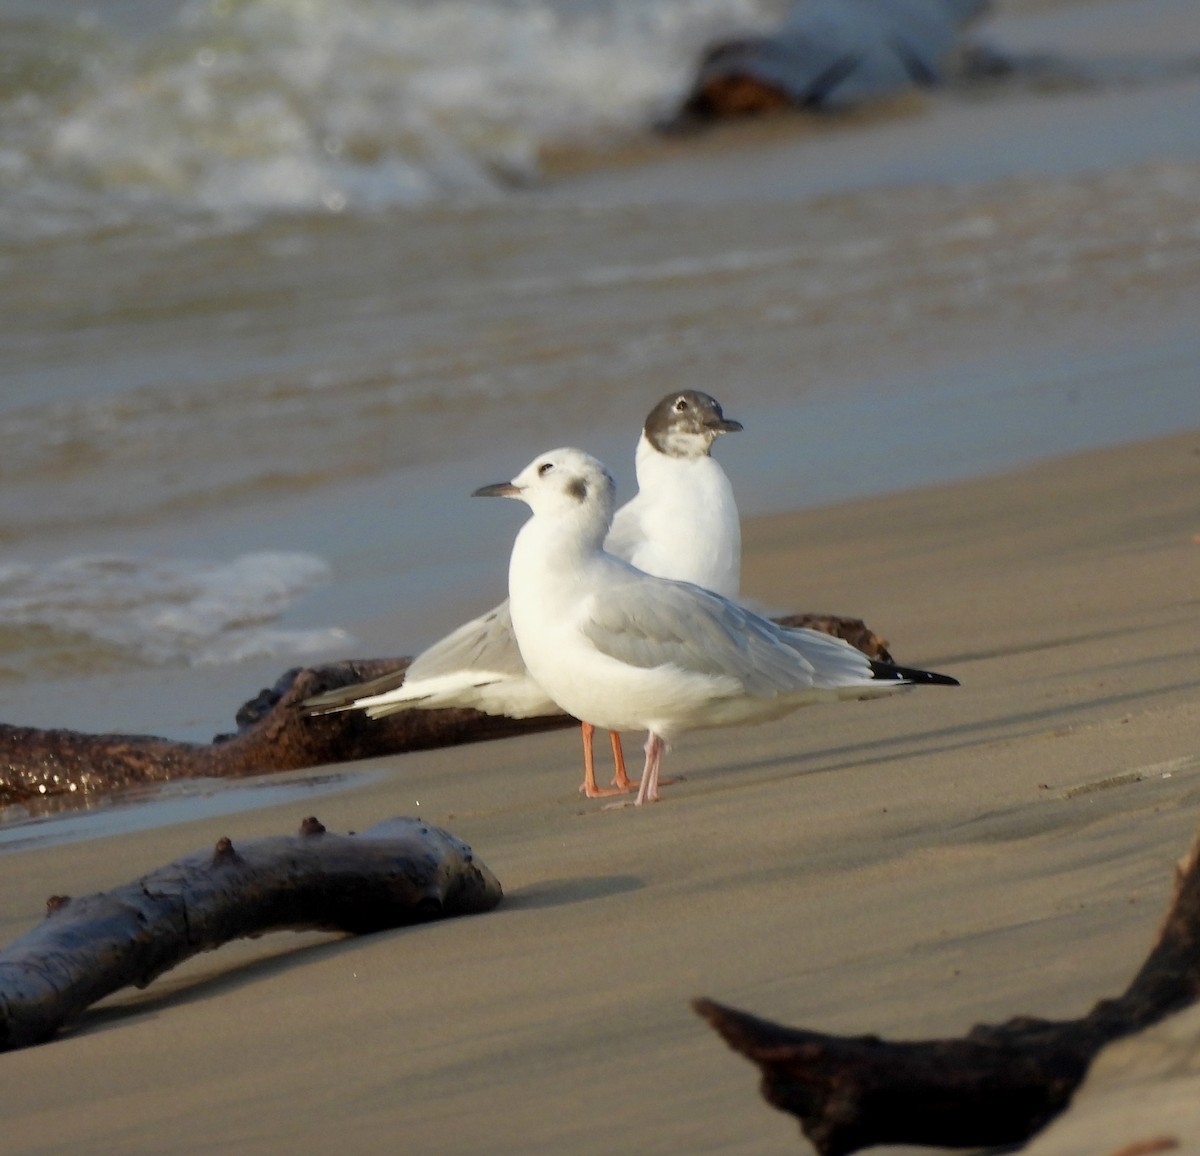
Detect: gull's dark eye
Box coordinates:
(673, 397, 689, 412)
(538, 461, 554, 476)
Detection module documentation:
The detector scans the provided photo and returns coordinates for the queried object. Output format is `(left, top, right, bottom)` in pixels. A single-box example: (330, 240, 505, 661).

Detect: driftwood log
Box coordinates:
(0, 614, 890, 809)
(694, 826, 1200, 1155)
(0, 815, 501, 1051)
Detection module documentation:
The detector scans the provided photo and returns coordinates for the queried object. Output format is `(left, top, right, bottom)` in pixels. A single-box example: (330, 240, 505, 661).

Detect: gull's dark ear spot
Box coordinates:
(567, 477, 588, 502)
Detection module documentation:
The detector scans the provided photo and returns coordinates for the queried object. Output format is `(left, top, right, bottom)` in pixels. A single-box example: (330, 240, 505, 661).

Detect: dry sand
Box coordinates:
(3, 428, 1200, 1155)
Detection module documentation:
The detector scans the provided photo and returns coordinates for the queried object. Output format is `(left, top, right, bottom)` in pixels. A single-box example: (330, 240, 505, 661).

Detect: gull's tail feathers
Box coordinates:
(357, 672, 528, 720)
(358, 670, 517, 719)
(303, 668, 511, 718)
(302, 666, 410, 715)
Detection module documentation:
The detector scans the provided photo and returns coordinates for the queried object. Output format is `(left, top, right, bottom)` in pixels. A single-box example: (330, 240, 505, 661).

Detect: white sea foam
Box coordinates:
(0, 551, 350, 671)
(0, 0, 773, 236)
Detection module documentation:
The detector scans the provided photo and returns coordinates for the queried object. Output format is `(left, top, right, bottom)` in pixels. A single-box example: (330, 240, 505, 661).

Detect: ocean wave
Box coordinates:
(0, 0, 772, 236)
(0, 551, 351, 674)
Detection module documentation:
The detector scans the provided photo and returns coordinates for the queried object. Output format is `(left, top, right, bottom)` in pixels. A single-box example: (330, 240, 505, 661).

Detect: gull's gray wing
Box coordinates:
(580, 576, 874, 698)
(405, 599, 528, 681)
(303, 598, 528, 715)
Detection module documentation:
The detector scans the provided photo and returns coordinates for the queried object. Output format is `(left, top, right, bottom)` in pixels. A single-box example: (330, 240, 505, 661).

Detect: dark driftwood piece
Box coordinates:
(0, 816, 502, 1051)
(0, 614, 891, 808)
(694, 828, 1200, 1155)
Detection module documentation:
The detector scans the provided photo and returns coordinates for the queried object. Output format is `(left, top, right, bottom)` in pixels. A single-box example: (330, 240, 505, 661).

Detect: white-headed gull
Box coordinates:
(476, 447, 958, 805)
(304, 391, 743, 797)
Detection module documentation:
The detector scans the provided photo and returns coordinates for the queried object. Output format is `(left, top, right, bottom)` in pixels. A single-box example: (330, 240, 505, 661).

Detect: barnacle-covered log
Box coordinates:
(0, 816, 501, 1051)
(0, 658, 565, 807)
(694, 826, 1200, 1154)
(0, 614, 890, 808)
(776, 614, 891, 665)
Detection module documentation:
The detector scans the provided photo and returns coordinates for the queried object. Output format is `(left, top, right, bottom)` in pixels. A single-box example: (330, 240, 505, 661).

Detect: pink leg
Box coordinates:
(635, 733, 665, 806)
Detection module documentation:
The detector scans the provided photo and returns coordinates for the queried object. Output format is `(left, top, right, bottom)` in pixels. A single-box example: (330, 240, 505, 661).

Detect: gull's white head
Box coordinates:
(474, 447, 617, 527)
(643, 390, 742, 460)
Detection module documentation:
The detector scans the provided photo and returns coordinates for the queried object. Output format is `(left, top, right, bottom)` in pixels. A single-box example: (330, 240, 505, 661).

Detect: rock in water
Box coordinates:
(674, 0, 990, 122)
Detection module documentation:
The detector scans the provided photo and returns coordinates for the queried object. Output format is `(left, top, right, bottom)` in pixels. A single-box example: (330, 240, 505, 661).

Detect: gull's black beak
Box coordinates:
(708, 415, 743, 435)
(472, 481, 522, 498)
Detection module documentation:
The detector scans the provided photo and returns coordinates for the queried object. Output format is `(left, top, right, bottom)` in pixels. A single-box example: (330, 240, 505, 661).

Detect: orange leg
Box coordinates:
(578, 722, 632, 797)
(609, 731, 635, 792)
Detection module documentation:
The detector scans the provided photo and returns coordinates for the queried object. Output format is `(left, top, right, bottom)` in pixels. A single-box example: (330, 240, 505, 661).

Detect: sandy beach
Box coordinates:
(4, 0, 1200, 1149)
(4, 427, 1199, 1154)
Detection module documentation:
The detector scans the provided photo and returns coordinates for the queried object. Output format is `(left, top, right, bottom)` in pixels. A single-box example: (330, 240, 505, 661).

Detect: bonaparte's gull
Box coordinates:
(304, 391, 743, 797)
(477, 447, 958, 805)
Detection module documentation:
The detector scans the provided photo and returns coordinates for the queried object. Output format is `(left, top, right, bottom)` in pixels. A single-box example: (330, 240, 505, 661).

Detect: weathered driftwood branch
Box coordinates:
(0, 614, 890, 808)
(0, 815, 501, 1051)
(694, 827, 1200, 1155)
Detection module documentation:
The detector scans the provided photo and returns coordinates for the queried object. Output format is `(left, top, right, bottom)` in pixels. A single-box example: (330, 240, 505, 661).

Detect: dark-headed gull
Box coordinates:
(476, 447, 958, 805)
(304, 391, 743, 797)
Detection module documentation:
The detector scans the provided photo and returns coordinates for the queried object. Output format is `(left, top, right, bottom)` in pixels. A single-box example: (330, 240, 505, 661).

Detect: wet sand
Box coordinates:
(4, 428, 1200, 1154)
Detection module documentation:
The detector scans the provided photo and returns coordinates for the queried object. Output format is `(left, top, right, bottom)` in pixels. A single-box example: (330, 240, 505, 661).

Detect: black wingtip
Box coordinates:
(870, 661, 959, 687)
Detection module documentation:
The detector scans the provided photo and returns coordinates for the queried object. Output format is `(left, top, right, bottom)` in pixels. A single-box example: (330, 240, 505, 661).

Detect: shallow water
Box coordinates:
(0, 767, 379, 852)
(2, 0, 1200, 837)
(0, 0, 774, 233)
